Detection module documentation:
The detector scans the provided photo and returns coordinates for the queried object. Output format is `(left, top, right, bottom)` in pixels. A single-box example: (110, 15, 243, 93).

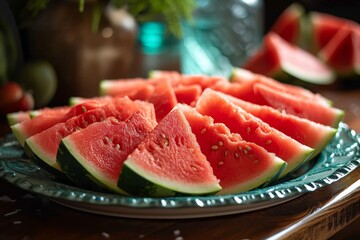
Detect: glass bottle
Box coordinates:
(180, 0, 263, 77)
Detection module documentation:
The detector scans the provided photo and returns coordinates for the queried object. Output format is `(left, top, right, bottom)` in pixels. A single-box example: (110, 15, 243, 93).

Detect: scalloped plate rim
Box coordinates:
(0, 123, 359, 218)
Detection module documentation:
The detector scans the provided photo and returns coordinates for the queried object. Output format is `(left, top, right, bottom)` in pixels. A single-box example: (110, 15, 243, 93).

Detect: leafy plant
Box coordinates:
(23, 0, 196, 37)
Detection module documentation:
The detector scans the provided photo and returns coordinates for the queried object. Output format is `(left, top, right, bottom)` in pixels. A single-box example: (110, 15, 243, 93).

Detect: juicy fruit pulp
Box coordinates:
(24, 97, 156, 173)
(180, 104, 286, 194)
(196, 89, 314, 177)
(118, 108, 221, 196)
(57, 114, 155, 194)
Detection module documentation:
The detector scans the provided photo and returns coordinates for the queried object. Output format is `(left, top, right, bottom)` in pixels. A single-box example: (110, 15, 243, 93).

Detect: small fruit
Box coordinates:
(0, 92, 34, 114)
(0, 82, 23, 108)
(18, 60, 57, 108)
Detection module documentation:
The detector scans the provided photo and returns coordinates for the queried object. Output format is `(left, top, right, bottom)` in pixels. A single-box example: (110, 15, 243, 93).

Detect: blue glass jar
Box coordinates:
(180, 0, 263, 77)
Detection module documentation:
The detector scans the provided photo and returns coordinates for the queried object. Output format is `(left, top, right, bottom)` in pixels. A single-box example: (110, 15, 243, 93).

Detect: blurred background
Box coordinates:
(0, 0, 359, 108)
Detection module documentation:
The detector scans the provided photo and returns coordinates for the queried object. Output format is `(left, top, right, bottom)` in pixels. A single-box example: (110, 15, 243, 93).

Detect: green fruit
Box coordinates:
(18, 60, 57, 108)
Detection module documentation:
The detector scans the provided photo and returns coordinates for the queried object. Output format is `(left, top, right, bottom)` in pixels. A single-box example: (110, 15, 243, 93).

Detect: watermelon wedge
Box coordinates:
(319, 25, 360, 77)
(179, 104, 286, 194)
(118, 108, 221, 197)
(243, 32, 335, 85)
(57, 114, 155, 194)
(254, 83, 344, 128)
(196, 90, 314, 177)
(308, 12, 354, 53)
(270, 3, 305, 45)
(10, 99, 116, 146)
(230, 67, 332, 106)
(6, 111, 31, 126)
(207, 89, 337, 158)
(24, 98, 156, 174)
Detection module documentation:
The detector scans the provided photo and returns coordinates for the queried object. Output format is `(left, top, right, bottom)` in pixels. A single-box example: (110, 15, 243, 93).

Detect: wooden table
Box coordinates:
(0, 88, 359, 240)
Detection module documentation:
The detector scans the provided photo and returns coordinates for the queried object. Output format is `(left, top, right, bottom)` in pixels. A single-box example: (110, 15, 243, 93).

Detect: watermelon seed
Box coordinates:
(224, 150, 228, 157)
(245, 145, 251, 151)
(211, 145, 219, 150)
(81, 105, 87, 112)
(243, 149, 248, 155)
(246, 127, 251, 134)
(218, 161, 224, 166)
(191, 166, 197, 171)
(238, 146, 242, 151)
(115, 144, 121, 150)
(266, 140, 272, 145)
(218, 141, 224, 146)
(234, 152, 239, 158)
(164, 139, 169, 146)
(201, 128, 207, 134)
(161, 133, 166, 139)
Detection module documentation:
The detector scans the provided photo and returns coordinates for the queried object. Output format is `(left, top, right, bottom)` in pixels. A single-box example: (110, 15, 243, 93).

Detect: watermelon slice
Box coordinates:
(319, 25, 360, 77)
(118, 108, 221, 197)
(208, 89, 337, 158)
(230, 67, 332, 106)
(6, 111, 31, 125)
(196, 90, 314, 177)
(147, 78, 178, 122)
(24, 97, 156, 174)
(179, 104, 286, 194)
(243, 32, 335, 85)
(10, 97, 116, 146)
(254, 83, 344, 128)
(308, 12, 355, 53)
(211, 78, 344, 128)
(57, 114, 155, 194)
(270, 3, 305, 45)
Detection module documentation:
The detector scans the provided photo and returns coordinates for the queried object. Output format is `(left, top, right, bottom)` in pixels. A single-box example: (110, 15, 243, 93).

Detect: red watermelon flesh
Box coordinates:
(99, 78, 149, 97)
(57, 114, 155, 194)
(24, 97, 156, 173)
(319, 25, 360, 76)
(270, 3, 305, 45)
(179, 104, 286, 194)
(174, 84, 202, 106)
(148, 78, 178, 122)
(196, 89, 314, 177)
(254, 83, 344, 127)
(10, 97, 122, 146)
(230, 68, 331, 106)
(118, 107, 221, 196)
(209, 89, 337, 158)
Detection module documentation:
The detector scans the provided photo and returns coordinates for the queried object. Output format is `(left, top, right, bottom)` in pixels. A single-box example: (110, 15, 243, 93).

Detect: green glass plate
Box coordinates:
(0, 123, 359, 219)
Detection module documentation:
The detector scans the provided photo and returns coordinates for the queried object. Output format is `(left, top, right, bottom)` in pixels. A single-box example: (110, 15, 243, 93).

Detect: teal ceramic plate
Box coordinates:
(0, 123, 359, 219)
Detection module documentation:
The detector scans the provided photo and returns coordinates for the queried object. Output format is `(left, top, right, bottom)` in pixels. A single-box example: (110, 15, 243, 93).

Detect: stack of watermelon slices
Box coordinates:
(244, 3, 360, 85)
(8, 69, 344, 197)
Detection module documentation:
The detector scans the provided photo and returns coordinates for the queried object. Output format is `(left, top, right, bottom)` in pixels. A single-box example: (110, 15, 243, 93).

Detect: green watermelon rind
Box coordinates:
(6, 111, 30, 126)
(119, 158, 222, 197)
(23, 141, 65, 177)
(10, 123, 29, 146)
(218, 156, 287, 195)
(57, 138, 129, 195)
(273, 63, 336, 85)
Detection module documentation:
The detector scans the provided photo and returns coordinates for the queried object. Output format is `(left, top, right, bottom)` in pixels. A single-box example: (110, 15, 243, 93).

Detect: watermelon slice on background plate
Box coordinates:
(243, 32, 336, 86)
(270, 3, 306, 46)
